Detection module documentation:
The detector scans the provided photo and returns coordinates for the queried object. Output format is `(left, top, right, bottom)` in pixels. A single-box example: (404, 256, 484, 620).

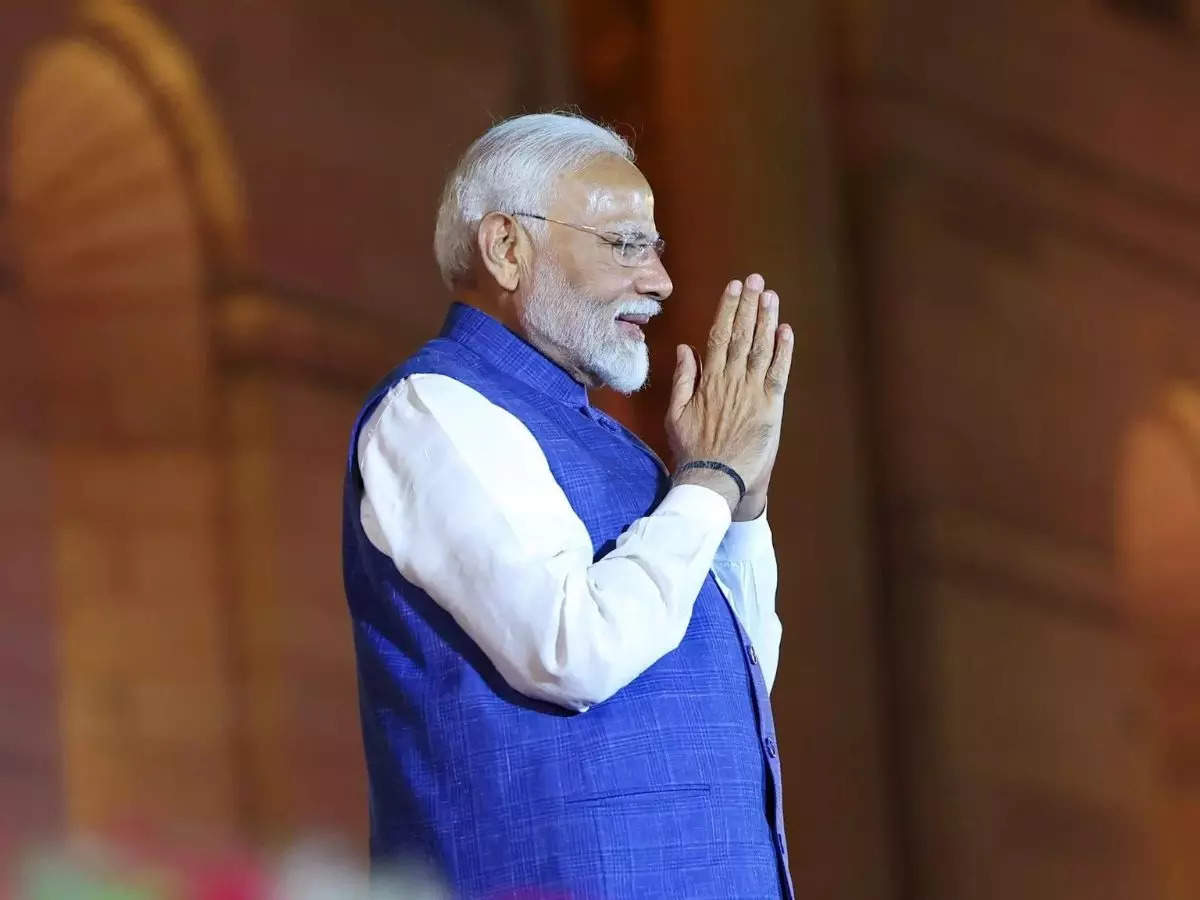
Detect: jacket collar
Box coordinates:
(439, 302, 590, 407)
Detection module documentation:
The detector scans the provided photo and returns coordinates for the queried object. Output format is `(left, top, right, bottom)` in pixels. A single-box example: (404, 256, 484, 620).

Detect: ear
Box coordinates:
(477, 212, 525, 292)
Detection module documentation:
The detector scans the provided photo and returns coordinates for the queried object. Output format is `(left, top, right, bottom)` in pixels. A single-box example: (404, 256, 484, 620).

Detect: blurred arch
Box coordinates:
(8, 0, 247, 834)
(1116, 384, 1200, 900)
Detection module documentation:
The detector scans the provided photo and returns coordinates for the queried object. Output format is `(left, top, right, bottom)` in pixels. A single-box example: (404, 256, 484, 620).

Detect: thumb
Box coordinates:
(667, 344, 697, 421)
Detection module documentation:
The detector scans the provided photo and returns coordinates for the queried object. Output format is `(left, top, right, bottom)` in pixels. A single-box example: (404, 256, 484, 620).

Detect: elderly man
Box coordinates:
(342, 113, 795, 898)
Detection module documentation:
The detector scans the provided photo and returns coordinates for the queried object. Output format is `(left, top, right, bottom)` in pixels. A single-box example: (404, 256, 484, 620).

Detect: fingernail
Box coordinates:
(761, 291, 776, 309)
(728, 279, 742, 295)
(781, 325, 793, 340)
(747, 273, 764, 291)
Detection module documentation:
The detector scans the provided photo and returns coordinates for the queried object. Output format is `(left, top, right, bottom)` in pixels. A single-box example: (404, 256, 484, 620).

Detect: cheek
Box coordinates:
(578, 271, 636, 305)
(555, 249, 627, 298)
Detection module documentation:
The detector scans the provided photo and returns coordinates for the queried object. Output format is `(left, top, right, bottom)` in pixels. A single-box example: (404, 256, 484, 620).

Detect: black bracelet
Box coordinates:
(674, 460, 747, 504)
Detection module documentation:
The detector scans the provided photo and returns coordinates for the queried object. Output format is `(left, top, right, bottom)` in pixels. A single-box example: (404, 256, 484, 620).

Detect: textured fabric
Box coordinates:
(343, 302, 793, 898)
(712, 509, 783, 691)
(355, 371, 782, 710)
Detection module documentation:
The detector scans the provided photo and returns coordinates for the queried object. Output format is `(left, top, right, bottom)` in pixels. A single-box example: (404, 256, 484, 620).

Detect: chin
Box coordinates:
(603, 374, 649, 396)
(592, 345, 650, 395)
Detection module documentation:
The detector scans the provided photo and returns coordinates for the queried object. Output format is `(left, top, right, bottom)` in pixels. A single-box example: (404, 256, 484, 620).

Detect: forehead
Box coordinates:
(548, 153, 656, 227)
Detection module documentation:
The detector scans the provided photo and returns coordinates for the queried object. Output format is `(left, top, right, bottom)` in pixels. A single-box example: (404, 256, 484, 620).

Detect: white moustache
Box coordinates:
(615, 302, 662, 319)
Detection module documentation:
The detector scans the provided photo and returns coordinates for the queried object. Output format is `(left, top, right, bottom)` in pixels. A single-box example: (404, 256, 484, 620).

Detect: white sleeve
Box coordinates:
(357, 373, 732, 712)
(711, 512, 783, 692)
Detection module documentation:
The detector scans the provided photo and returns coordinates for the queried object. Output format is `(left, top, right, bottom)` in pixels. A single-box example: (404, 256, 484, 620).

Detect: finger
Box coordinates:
(726, 273, 764, 371)
(747, 289, 778, 377)
(765, 324, 794, 397)
(704, 279, 743, 372)
(668, 344, 698, 420)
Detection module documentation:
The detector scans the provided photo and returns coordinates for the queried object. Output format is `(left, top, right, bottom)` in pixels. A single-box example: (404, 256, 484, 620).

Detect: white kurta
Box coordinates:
(357, 372, 782, 712)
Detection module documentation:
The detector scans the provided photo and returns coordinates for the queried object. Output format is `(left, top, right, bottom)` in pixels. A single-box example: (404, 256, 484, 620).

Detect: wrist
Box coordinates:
(674, 459, 746, 501)
(732, 490, 767, 522)
(673, 467, 740, 513)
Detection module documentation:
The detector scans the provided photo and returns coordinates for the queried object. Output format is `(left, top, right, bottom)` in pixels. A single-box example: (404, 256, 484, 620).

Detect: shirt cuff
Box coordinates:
(658, 483, 734, 533)
(716, 505, 773, 562)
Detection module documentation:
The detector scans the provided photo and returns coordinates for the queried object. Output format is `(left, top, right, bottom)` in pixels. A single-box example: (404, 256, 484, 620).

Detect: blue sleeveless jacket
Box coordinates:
(343, 303, 792, 899)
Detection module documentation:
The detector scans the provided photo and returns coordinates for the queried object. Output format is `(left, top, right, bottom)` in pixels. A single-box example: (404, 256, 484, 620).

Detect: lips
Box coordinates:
(615, 312, 650, 342)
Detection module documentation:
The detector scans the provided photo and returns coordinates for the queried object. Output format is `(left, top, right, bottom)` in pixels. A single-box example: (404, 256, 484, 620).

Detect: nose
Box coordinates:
(633, 254, 673, 301)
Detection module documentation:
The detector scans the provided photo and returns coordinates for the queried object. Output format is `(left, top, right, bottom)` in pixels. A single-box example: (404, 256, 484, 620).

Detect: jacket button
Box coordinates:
(764, 736, 777, 758)
(748, 644, 758, 666)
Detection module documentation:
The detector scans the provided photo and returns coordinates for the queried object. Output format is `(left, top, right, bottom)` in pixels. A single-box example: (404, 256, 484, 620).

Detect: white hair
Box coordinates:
(433, 112, 634, 289)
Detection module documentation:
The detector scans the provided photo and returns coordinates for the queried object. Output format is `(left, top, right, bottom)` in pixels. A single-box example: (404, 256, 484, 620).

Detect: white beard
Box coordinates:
(519, 261, 657, 395)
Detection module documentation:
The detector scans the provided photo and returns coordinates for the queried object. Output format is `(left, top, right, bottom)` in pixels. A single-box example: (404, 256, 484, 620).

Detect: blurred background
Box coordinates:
(1, 0, 1198, 897)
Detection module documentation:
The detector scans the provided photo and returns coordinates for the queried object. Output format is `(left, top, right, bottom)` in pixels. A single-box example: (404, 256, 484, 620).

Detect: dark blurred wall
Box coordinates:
(0, 0, 67, 843)
(847, 1, 1200, 897)
(0, 137, 59, 837)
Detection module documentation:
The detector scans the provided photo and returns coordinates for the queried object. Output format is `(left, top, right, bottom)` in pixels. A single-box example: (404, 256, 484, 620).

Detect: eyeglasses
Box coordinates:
(508, 211, 666, 268)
